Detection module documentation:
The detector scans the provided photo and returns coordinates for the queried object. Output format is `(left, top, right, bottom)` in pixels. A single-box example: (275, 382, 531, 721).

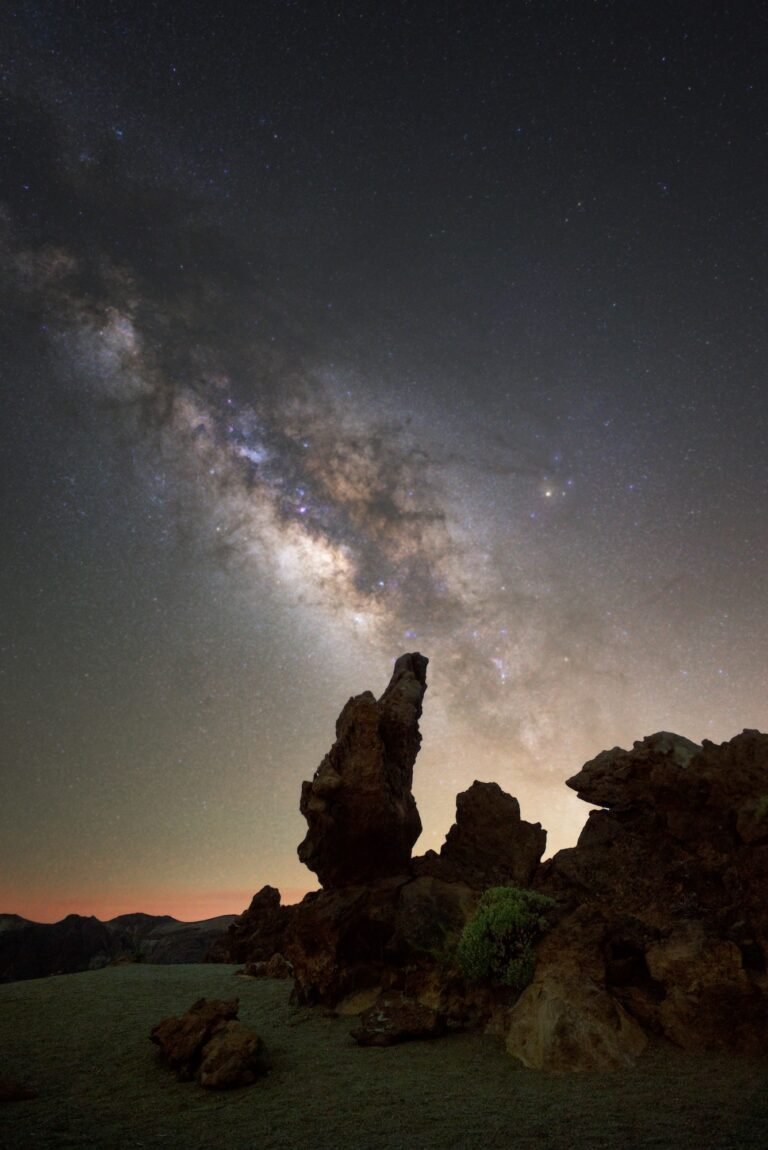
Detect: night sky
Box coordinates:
(3, 2, 767, 922)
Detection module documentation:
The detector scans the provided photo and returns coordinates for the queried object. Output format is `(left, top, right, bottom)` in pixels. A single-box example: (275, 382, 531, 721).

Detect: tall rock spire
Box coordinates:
(297, 652, 428, 887)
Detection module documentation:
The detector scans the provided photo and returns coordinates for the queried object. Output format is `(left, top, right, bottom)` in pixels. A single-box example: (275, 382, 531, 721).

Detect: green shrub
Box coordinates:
(457, 886, 555, 990)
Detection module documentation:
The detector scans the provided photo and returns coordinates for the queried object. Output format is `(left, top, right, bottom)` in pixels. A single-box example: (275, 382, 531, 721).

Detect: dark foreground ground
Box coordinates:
(1, 964, 767, 1150)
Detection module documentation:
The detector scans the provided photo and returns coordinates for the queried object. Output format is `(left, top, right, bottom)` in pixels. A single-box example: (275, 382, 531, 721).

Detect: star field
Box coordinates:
(1, 2, 767, 920)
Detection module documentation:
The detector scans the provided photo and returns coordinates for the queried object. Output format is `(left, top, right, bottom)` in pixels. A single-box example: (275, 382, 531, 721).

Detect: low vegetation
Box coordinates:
(457, 886, 555, 990)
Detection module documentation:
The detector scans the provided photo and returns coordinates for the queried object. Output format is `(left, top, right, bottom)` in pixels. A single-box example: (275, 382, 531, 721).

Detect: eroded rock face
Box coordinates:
(298, 653, 428, 888)
(150, 997, 269, 1088)
(414, 780, 546, 889)
(205, 886, 291, 965)
(535, 729, 768, 1058)
(284, 875, 480, 1014)
(505, 975, 648, 1072)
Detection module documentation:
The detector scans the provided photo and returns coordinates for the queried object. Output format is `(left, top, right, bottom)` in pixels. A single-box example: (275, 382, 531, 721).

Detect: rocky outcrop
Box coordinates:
(284, 875, 480, 1010)
(205, 886, 291, 965)
(150, 997, 268, 1088)
(528, 729, 768, 1062)
(297, 652, 428, 888)
(211, 646, 768, 1071)
(414, 780, 546, 889)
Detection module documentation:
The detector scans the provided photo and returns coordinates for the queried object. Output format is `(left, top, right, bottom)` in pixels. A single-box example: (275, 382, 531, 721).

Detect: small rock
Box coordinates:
(351, 991, 446, 1047)
(265, 952, 293, 979)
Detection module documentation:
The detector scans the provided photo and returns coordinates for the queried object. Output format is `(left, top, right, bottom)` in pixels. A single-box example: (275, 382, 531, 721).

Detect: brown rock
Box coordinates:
(350, 991, 447, 1046)
(297, 653, 428, 888)
(645, 923, 767, 1054)
(537, 728, 768, 1056)
(238, 952, 293, 978)
(150, 997, 239, 1080)
(505, 975, 648, 1071)
(285, 879, 404, 1005)
(566, 731, 701, 812)
(205, 885, 292, 964)
(197, 1020, 269, 1088)
(264, 952, 293, 978)
(285, 874, 480, 1010)
(414, 780, 546, 889)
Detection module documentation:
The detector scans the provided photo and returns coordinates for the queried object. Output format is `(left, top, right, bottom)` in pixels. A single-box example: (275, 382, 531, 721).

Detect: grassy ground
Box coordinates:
(1, 964, 767, 1149)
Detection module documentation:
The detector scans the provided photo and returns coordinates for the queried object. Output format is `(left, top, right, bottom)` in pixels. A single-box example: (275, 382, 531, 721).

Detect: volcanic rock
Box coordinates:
(535, 728, 768, 1058)
(151, 997, 268, 1089)
(239, 953, 294, 979)
(205, 885, 291, 965)
(414, 780, 546, 888)
(350, 991, 447, 1046)
(150, 997, 240, 1081)
(284, 875, 480, 1012)
(505, 974, 648, 1071)
(297, 652, 428, 888)
(197, 1021, 270, 1088)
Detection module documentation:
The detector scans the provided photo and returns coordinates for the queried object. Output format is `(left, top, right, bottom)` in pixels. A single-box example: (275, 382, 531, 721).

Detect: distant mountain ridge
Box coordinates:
(0, 911, 236, 983)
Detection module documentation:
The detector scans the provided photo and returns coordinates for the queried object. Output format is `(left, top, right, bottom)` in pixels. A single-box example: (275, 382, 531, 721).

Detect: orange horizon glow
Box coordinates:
(0, 887, 313, 925)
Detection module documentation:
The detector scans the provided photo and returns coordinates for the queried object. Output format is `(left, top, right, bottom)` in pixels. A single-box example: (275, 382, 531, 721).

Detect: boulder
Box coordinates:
(414, 780, 546, 888)
(150, 997, 266, 1088)
(644, 922, 767, 1054)
(285, 874, 479, 1011)
(297, 653, 428, 888)
(505, 975, 648, 1071)
(350, 991, 447, 1046)
(197, 1020, 270, 1088)
(239, 953, 294, 979)
(150, 997, 240, 1080)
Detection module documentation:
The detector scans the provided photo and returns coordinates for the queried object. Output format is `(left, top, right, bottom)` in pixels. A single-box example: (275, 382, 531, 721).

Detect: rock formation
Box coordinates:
(205, 886, 291, 966)
(413, 780, 546, 888)
(297, 652, 428, 887)
(150, 997, 269, 1088)
(209, 650, 768, 1070)
(516, 729, 768, 1065)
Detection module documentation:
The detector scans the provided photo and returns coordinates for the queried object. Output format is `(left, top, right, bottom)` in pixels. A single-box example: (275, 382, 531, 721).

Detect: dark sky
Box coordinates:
(2, 1, 767, 921)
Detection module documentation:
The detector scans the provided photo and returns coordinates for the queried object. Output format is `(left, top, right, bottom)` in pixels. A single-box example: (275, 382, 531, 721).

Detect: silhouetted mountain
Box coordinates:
(0, 912, 236, 983)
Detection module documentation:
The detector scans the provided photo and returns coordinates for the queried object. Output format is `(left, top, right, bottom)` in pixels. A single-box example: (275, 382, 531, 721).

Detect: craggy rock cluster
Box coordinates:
(150, 997, 269, 1089)
(519, 729, 768, 1067)
(209, 653, 768, 1072)
(211, 653, 546, 1020)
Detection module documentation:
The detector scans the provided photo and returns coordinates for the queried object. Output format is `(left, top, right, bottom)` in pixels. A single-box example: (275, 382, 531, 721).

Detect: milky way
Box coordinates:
(3, 5, 767, 920)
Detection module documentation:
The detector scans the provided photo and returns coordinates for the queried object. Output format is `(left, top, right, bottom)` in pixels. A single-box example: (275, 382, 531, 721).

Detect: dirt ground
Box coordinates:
(1, 964, 767, 1150)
